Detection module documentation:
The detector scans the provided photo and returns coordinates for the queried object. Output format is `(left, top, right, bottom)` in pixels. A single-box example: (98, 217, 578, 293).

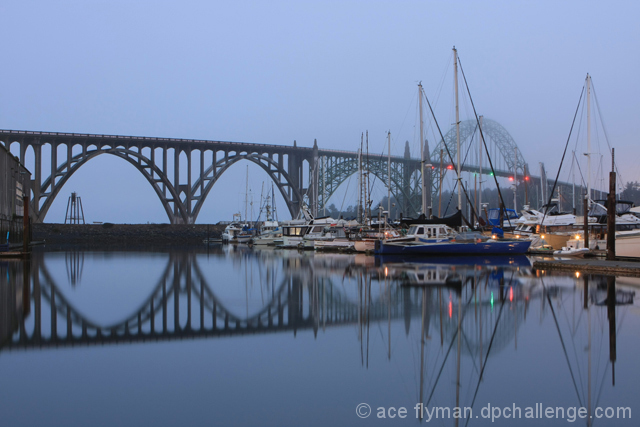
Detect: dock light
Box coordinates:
(575, 271, 580, 278)
(384, 266, 389, 277)
(515, 234, 520, 239)
(575, 234, 581, 240)
(491, 234, 497, 239)
(540, 234, 545, 239)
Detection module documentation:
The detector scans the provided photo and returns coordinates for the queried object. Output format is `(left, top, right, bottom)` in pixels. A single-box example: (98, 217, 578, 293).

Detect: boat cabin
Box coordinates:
(407, 224, 452, 239)
(282, 225, 309, 237)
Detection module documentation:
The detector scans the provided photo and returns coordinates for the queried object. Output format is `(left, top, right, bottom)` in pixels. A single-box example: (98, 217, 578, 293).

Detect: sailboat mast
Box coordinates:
(419, 82, 426, 215)
(514, 147, 518, 210)
(388, 131, 391, 215)
(245, 165, 249, 222)
(586, 73, 592, 206)
(454, 47, 462, 212)
(478, 115, 483, 215)
(366, 131, 370, 225)
(358, 134, 363, 223)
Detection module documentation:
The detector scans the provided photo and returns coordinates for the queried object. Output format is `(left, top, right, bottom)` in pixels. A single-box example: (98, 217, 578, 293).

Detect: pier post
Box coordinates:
(606, 149, 616, 260)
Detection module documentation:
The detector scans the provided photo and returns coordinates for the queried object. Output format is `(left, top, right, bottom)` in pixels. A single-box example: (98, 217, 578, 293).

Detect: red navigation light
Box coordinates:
(447, 165, 454, 170)
(525, 176, 530, 181)
(508, 176, 514, 181)
(431, 166, 435, 170)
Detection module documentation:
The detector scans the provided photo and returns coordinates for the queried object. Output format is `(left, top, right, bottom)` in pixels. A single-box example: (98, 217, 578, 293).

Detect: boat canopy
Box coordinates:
(402, 210, 463, 228)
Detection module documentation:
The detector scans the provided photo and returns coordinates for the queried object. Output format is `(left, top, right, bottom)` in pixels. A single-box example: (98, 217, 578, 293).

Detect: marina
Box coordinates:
(1, 2, 640, 425)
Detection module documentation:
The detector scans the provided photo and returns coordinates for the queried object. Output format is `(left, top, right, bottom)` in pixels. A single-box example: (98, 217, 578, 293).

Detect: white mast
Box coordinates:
(514, 147, 518, 210)
(586, 73, 592, 207)
(478, 115, 483, 214)
(388, 131, 391, 215)
(358, 134, 363, 223)
(454, 47, 462, 212)
(419, 82, 426, 215)
(244, 165, 249, 223)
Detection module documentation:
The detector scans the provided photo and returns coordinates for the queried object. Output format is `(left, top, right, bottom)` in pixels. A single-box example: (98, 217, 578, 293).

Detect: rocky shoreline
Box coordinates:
(32, 223, 227, 245)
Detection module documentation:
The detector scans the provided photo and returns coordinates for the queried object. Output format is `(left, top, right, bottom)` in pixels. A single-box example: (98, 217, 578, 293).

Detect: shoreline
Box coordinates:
(32, 223, 227, 245)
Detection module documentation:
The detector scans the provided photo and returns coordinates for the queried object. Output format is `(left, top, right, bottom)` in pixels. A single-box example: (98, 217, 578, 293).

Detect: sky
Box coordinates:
(1, 0, 639, 223)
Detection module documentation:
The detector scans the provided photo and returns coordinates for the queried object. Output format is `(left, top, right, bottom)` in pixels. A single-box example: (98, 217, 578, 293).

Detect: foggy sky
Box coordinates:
(1, 1, 638, 223)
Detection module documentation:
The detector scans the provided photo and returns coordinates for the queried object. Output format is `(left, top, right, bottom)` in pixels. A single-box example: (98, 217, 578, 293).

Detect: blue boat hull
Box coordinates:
(375, 239, 531, 255)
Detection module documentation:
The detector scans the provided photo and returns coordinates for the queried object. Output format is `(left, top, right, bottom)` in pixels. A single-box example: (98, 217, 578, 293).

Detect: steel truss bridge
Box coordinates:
(1, 250, 528, 353)
(0, 120, 576, 223)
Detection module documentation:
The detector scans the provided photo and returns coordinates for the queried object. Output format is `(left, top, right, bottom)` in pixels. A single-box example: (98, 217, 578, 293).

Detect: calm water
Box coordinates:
(0, 245, 639, 427)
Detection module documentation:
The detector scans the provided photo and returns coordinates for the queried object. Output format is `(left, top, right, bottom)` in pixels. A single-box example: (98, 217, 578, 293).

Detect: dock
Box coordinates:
(533, 258, 640, 277)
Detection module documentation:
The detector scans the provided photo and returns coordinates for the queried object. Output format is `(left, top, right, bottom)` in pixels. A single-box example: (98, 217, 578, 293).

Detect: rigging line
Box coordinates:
(463, 272, 516, 427)
(541, 277, 585, 408)
(393, 88, 419, 153)
(566, 101, 585, 186)
(541, 85, 585, 226)
(561, 296, 588, 398)
(572, 151, 587, 190)
(592, 84, 622, 184)
(423, 277, 484, 408)
(440, 125, 479, 217)
(460, 329, 481, 375)
(421, 87, 478, 226)
(431, 50, 453, 109)
(338, 173, 353, 214)
(457, 57, 513, 229)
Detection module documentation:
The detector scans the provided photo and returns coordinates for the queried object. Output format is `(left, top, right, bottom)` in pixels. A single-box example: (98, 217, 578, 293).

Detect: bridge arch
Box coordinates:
(316, 154, 420, 217)
(430, 118, 529, 195)
(190, 152, 304, 222)
(37, 147, 187, 223)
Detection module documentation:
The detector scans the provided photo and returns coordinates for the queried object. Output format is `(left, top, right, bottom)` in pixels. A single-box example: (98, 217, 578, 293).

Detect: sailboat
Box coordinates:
(375, 48, 531, 256)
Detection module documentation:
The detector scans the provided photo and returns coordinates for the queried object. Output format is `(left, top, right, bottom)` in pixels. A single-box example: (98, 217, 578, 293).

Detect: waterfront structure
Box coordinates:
(0, 142, 32, 243)
(0, 124, 577, 224)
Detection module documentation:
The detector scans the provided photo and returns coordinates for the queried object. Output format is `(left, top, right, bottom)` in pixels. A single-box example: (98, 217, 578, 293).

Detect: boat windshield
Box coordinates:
(408, 226, 422, 235)
(592, 200, 634, 215)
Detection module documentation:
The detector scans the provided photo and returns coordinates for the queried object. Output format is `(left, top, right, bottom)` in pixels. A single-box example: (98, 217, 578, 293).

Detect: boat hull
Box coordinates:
(616, 233, 640, 258)
(375, 239, 531, 255)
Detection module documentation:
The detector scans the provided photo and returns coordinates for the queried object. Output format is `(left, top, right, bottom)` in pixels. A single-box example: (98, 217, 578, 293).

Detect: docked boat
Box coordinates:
(615, 230, 640, 258)
(375, 230, 531, 255)
(487, 208, 520, 231)
(251, 204, 281, 246)
(221, 213, 247, 244)
(352, 228, 401, 252)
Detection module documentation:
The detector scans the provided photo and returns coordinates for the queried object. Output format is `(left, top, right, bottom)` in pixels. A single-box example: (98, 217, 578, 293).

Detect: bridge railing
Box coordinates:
(0, 129, 314, 151)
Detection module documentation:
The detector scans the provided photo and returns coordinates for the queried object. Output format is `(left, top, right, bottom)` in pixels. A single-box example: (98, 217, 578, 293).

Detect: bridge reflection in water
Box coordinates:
(0, 247, 628, 371)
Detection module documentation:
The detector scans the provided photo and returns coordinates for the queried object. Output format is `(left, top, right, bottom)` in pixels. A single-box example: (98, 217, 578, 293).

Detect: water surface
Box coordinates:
(0, 245, 638, 426)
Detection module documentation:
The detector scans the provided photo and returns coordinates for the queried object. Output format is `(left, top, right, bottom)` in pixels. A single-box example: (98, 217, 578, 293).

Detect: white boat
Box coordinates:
(615, 230, 640, 258)
(553, 237, 590, 257)
(314, 238, 355, 252)
(251, 193, 281, 246)
(221, 213, 247, 244)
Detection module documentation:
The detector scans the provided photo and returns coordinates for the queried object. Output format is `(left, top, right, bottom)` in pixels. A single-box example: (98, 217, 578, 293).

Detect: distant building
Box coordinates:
(0, 143, 32, 241)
